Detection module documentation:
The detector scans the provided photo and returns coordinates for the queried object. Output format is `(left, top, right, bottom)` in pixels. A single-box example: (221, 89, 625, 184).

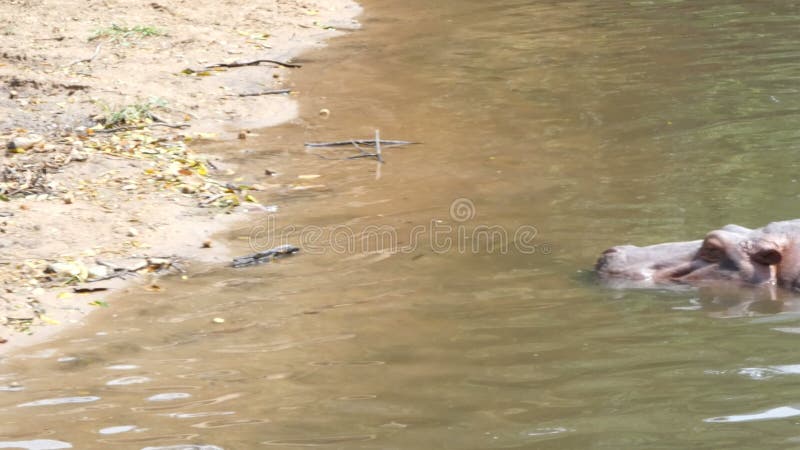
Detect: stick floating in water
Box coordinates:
(232, 245, 300, 268)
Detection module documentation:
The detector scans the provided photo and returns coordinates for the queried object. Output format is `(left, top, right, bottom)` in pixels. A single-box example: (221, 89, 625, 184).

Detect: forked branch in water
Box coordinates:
(305, 132, 416, 163)
(304, 139, 416, 148)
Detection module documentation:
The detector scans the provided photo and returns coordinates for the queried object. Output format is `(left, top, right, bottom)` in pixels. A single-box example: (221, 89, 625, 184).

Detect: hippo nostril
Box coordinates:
(753, 248, 782, 266)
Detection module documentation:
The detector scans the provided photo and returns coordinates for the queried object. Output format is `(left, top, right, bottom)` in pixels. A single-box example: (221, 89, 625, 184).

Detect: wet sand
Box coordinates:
(0, 0, 361, 352)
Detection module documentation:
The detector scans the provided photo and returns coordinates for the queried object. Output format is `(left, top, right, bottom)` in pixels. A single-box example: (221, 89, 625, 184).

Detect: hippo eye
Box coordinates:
(699, 239, 725, 262)
(753, 248, 782, 265)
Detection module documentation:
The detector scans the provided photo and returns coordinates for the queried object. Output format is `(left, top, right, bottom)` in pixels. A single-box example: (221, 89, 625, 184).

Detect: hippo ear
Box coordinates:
(753, 248, 782, 265)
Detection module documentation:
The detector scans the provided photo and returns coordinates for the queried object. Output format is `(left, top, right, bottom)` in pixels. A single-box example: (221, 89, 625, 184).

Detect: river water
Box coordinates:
(5, 0, 800, 448)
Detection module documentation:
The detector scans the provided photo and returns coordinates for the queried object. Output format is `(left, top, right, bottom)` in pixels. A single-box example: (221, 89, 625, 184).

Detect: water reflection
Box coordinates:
(17, 396, 100, 408)
(0, 440, 72, 450)
(705, 406, 800, 423)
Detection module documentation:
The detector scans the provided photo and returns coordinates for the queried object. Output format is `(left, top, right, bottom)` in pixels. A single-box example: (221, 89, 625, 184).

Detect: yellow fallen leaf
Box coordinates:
(57, 292, 73, 300)
(40, 315, 61, 325)
(245, 194, 257, 203)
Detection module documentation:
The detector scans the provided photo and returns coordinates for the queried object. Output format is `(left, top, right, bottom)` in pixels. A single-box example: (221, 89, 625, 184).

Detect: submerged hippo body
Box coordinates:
(596, 220, 800, 290)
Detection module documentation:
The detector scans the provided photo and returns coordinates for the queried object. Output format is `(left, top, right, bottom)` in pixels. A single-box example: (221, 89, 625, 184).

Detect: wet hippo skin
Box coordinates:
(596, 220, 800, 290)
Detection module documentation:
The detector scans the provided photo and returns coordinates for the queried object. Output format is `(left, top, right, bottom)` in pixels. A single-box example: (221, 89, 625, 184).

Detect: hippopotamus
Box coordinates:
(596, 219, 800, 291)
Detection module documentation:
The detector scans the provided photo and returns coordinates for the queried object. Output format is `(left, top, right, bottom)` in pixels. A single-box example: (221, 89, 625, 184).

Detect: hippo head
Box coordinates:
(596, 220, 800, 291)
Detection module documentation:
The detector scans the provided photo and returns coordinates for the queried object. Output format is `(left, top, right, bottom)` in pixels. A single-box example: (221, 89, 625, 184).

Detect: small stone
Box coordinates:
(46, 262, 82, 277)
(212, 317, 225, 324)
(6, 134, 43, 151)
(9, 90, 18, 99)
(202, 239, 212, 248)
(69, 150, 88, 161)
(319, 108, 331, 117)
(237, 130, 247, 140)
(87, 265, 109, 280)
(180, 185, 196, 194)
(147, 258, 171, 270)
(63, 193, 74, 204)
(127, 228, 138, 237)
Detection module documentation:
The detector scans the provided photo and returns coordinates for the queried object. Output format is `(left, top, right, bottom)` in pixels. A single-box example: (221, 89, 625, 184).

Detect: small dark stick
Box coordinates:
(237, 89, 291, 97)
(66, 43, 103, 67)
(203, 59, 302, 69)
(232, 245, 300, 268)
(304, 139, 415, 147)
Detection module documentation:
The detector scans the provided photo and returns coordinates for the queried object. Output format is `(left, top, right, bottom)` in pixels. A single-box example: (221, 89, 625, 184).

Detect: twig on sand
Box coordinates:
(90, 256, 180, 282)
(185, 59, 301, 74)
(86, 269, 137, 283)
(66, 43, 102, 67)
(207, 59, 301, 69)
(236, 89, 292, 97)
(94, 122, 190, 134)
(198, 193, 225, 207)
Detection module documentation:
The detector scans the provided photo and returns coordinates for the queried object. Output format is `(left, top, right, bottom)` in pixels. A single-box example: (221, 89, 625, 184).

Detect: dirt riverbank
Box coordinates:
(0, 0, 360, 352)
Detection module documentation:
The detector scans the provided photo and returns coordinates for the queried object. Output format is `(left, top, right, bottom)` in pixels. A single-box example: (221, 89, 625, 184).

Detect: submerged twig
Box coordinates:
(304, 139, 416, 148)
(305, 133, 414, 163)
(375, 129, 384, 164)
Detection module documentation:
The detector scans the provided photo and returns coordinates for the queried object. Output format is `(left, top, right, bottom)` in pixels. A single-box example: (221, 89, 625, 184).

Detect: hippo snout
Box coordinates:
(596, 220, 800, 291)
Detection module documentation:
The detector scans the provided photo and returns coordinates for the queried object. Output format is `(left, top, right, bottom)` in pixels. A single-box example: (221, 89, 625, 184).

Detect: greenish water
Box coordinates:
(5, 0, 800, 448)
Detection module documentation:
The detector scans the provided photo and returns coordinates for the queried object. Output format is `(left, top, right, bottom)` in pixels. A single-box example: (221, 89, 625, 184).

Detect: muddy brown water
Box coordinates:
(5, 0, 800, 448)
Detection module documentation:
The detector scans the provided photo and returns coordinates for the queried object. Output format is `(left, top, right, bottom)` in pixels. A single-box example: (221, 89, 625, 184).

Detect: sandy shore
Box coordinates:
(0, 0, 361, 352)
